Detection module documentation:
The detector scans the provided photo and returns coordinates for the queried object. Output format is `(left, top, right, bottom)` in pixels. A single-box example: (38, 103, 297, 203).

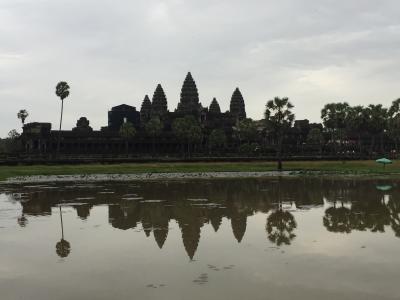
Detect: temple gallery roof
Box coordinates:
(111, 104, 138, 111)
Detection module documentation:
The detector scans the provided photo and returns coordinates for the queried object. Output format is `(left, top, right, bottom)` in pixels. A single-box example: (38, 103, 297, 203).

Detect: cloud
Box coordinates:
(1, 0, 400, 136)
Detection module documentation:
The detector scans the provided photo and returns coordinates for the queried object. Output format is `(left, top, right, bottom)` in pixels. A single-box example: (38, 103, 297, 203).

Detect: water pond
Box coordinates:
(1, 177, 400, 300)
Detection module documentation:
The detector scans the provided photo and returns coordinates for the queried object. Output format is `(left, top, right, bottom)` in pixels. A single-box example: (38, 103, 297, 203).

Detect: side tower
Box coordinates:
(140, 95, 152, 123)
(151, 84, 168, 117)
(229, 88, 246, 121)
(209, 98, 221, 114)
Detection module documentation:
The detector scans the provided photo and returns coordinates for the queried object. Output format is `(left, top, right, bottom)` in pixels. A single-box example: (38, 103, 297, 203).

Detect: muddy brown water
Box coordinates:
(1, 177, 400, 300)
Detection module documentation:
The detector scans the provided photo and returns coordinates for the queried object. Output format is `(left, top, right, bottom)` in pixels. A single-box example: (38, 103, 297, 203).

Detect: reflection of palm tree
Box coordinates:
(55, 81, 70, 155)
(56, 206, 71, 258)
(266, 208, 297, 246)
(323, 203, 352, 233)
(266, 178, 297, 246)
(17, 213, 28, 227)
(56, 239, 71, 258)
(388, 197, 400, 237)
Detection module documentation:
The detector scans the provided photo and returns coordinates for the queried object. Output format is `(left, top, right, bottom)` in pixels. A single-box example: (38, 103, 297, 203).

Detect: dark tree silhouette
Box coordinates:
(365, 104, 388, 155)
(307, 128, 324, 154)
(8, 129, 20, 139)
(265, 97, 295, 170)
(119, 121, 136, 156)
(172, 116, 202, 157)
(17, 109, 29, 126)
(321, 102, 349, 154)
(145, 116, 163, 156)
(323, 205, 352, 233)
(55, 81, 70, 155)
(208, 129, 227, 154)
(266, 209, 297, 246)
(17, 214, 28, 227)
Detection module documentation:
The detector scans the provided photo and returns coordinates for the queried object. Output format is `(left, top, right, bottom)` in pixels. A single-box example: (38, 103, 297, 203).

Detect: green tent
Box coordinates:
(376, 158, 392, 169)
(376, 185, 392, 191)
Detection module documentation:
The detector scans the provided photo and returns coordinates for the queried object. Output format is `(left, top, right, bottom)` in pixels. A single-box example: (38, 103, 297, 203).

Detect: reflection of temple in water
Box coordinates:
(4, 177, 400, 259)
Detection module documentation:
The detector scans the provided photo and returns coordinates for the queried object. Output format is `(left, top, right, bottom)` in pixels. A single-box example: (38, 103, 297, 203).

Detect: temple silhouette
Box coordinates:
(21, 72, 256, 155)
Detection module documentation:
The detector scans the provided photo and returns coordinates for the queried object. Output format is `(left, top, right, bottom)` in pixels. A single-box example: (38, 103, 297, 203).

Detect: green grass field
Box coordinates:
(0, 160, 399, 181)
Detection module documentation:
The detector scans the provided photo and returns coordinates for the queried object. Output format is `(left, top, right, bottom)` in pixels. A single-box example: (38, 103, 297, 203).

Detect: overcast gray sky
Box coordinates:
(1, 0, 400, 137)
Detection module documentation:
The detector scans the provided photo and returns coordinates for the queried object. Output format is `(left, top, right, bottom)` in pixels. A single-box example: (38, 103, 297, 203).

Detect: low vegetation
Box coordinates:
(0, 160, 399, 181)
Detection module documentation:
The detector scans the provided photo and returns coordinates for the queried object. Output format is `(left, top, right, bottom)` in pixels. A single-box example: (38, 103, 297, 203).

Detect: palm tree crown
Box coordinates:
(17, 109, 29, 125)
(56, 82, 70, 100)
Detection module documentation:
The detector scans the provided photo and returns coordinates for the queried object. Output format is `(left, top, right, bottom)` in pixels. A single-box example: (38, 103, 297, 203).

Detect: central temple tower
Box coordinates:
(177, 72, 202, 114)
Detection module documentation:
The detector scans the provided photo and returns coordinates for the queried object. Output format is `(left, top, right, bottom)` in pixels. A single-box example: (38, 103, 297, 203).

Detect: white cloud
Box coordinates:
(1, 0, 400, 136)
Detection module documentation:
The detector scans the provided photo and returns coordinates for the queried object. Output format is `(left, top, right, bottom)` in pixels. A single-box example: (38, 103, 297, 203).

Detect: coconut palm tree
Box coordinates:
(264, 97, 295, 170)
(55, 81, 70, 154)
(17, 109, 29, 126)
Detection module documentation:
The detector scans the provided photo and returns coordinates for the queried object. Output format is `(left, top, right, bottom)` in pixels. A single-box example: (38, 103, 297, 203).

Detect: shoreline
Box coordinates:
(3, 171, 296, 184)
(3, 170, 399, 184)
(1, 160, 399, 184)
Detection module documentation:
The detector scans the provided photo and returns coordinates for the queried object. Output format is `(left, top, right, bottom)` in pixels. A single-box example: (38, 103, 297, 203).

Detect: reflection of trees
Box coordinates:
(17, 214, 28, 227)
(56, 239, 71, 258)
(388, 197, 400, 237)
(266, 178, 297, 246)
(323, 182, 396, 235)
(323, 202, 352, 233)
(56, 206, 71, 258)
(8, 177, 400, 261)
(266, 209, 297, 246)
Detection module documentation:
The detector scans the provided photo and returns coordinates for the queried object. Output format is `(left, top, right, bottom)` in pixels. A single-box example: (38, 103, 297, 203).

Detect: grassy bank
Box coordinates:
(0, 160, 399, 181)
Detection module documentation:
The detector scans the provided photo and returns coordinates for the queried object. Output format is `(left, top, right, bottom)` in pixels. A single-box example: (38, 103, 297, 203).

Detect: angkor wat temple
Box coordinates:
(21, 72, 252, 155)
(21, 72, 320, 157)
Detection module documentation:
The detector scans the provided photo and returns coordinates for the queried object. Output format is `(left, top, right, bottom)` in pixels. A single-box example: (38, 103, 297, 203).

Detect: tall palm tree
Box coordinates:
(365, 104, 388, 155)
(321, 102, 350, 154)
(264, 97, 295, 170)
(55, 81, 70, 154)
(17, 109, 29, 126)
(346, 105, 367, 157)
(388, 99, 400, 153)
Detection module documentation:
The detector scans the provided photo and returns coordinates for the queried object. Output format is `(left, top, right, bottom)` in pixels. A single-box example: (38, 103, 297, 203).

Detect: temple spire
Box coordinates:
(231, 214, 247, 243)
(153, 228, 169, 249)
(177, 72, 201, 114)
(140, 95, 152, 123)
(230, 87, 246, 120)
(209, 98, 221, 114)
(151, 84, 168, 116)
